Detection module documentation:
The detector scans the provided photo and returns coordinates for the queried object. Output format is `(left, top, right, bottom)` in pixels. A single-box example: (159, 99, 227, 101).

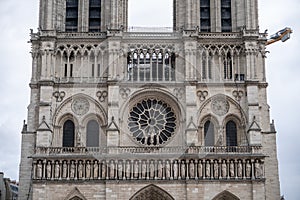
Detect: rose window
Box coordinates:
(128, 98, 177, 146)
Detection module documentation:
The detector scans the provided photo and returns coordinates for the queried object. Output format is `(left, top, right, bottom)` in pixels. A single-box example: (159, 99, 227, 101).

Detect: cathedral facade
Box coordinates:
(19, 0, 280, 199)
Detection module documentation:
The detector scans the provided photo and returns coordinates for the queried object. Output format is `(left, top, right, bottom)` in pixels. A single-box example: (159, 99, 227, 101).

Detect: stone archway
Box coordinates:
(212, 190, 240, 200)
(130, 185, 174, 200)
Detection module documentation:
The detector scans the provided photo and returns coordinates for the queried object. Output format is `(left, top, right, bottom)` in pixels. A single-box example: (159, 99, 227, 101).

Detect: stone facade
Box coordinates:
(19, 0, 280, 199)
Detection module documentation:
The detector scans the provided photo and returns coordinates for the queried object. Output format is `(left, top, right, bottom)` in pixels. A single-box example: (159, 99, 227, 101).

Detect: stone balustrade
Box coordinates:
(35, 146, 262, 156)
(32, 157, 264, 181)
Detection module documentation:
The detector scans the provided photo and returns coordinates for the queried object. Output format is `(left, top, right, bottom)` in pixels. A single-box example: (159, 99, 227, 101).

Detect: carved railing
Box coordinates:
(52, 77, 108, 84)
(57, 32, 107, 39)
(35, 146, 262, 156)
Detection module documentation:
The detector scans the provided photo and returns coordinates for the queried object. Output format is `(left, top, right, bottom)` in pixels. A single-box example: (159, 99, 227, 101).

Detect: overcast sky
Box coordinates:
(0, 0, 299, 199)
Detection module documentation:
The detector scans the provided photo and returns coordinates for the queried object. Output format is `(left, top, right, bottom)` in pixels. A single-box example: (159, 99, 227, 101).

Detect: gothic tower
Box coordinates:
(19, 0, 280, 199)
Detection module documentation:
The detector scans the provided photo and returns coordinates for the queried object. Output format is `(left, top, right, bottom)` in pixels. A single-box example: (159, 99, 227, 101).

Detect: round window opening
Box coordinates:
(128, 98, 177, 146)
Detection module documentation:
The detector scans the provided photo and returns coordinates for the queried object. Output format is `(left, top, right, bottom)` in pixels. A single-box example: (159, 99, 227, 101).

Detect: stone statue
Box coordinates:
(126, 161, 131, 179)
(246, 161, 251, 178)
(134, 161, 139, 179)
(86, 161, 91, 179)
(205, 161, 210, 178)
(165, 160, 171, 179)
(78, 161, 83, 178)
(173, 160, 178, 179)
(217, 129, 224, 146)
(157, 161, 163, 179)
(189, 160, 195, 179)
(237, 161, 242, 178)
(142, 161, 147, 179)
(181, 161, 186, 179)
(70, 161, 75, 178)
(46, 162, 52, 179)
(37, 162, 42, 179)
(229, 161, 234, 177)
(221, 161, 227, 178)
(110, 161, 115, 179)
(62, 161, 67, 178)
(118, 161, 123, 179)
(54, 161, 60, 179)
(198, 161, 203, 178)
(93, 161, 99, 179)
(101, 162, 106, 179)
(214, 161, 218, 178)
(149, 161, 155, 179)
(255, 161, 262, 178)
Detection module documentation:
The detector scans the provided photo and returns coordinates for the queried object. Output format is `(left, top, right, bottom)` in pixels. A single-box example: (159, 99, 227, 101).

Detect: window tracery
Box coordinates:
(128, 98, 177, 146)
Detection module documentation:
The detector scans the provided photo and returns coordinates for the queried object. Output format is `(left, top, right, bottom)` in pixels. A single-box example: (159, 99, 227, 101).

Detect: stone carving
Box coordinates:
(120, 88, 131, 99)
(33, 158, 265, 181)
(72, 97, 90, 116)
(93, 161, 99, 179)
(54, 161, 60, 179)
(174, 88, 184, 99)
(211, 95, 229, 116)
(173, 160, 178, 179)
(197, 90, 208, 102)
(37, 161, 42, 179)
(246, 160, 251, 178)
(53, 91, 66, 102)
(232, 90, 244, 101)
(96, 91, 108, 102)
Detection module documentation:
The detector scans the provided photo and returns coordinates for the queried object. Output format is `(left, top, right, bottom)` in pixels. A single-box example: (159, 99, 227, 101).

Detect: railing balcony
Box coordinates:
(35, 146, 262, 156)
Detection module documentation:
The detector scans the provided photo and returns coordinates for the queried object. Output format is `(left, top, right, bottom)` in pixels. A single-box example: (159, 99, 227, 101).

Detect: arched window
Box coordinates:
(204, 120, 215, 146)
(226, 120, 237, 146)
(63, 120, 75, 147)
(89, 0, 101, 32)
(86, 120, 100, 147)
(221, 0, 232, 32)
(200, 0, 211, 32)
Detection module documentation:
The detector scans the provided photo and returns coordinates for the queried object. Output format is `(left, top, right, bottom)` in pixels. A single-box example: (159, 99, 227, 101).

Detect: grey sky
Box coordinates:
(0, 0, 299, 199)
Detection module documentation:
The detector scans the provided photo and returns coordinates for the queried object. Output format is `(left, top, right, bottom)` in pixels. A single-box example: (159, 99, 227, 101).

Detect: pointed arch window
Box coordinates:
(86, 120, 100, 147)
(200, 0, 211, 32)
(204, 120, 215, 146)
(221, 0, 232, 32)
(89, 0, 101, 32)
(224, 52, 233, 80)
(63, 120, 75, 147)
(226, 120, 237, 146)
(66, 0, 79, 32)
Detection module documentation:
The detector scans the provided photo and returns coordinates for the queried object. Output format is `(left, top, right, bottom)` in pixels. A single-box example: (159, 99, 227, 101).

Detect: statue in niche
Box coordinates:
(181, 160, 186, 179)
(62, 161, 67, 178)
(70, 161, 75, 178)
(142, 161, 147, 179)
(54, 161, 60, 179)
(93, 161, 99, 179)
(118, 161, 123, 179)
(255, 161, 263, 178)
(86, 161, 91, 179)
(46, 162, 51, 179)
(101, 162, 106, 179)
(126, 161, 131, 179)
(165, 160, 171, 179)
(229, 161, 235, 177)
(189, 160, 195, 179)
(110, 161, 115, 179)
(214, 161, 218, 178)
(76, 131, 82, 146)
(157, 160, 163, 179)
(246, 160, 251, 178)
(149, 161, 155, 179)
(134, 161, 139, 179)
(237, 161, 242, 177)
(198, 161, 203, 178)
(173, 160, 178, 179)
(206, 161, 210, 178)
(221, 161, 227, 178)
(36, 161, 42, 179)
(78, 161, 83, 178)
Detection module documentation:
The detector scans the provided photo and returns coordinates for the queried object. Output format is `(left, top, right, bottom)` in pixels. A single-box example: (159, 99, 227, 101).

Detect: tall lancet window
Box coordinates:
(63, 120, 75, 147)
(86, 120, 100, 147)
(66, 0, 79, 32)
(204, 120, 215, 146)
(200, 0, 211, 32)
(89, 0, 101, 32)
(226, 120, 237, 146)
(221, 0, 232, 32)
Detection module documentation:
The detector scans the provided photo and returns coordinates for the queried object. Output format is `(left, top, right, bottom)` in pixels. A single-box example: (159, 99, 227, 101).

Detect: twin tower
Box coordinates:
(19, 0, 280, 199)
